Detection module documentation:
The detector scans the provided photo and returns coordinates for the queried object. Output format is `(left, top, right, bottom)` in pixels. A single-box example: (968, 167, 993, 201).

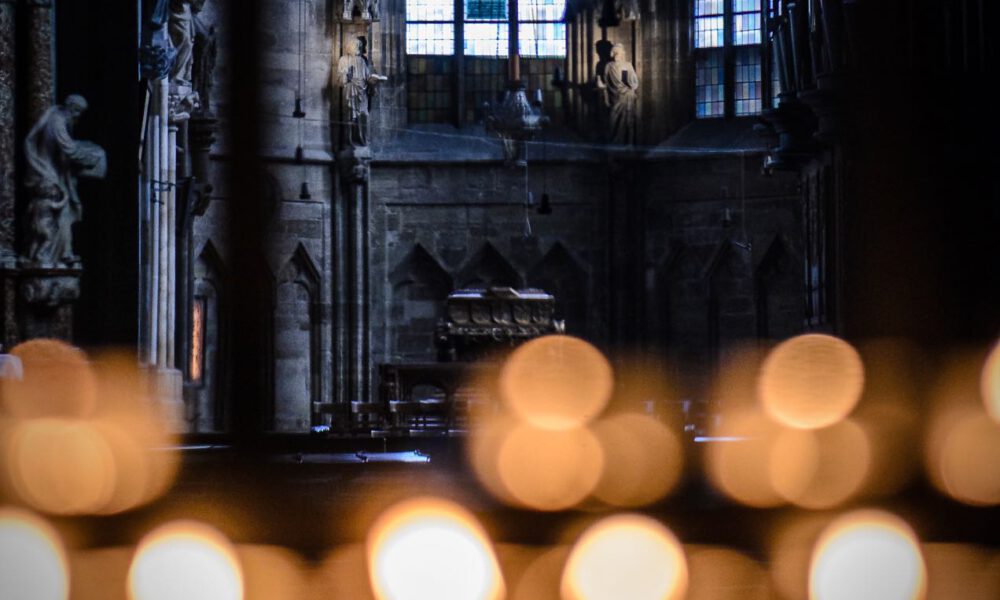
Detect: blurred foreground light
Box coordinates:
(367, 497, 504, 600)
(1, 339, 97, 418)
(6, 418, 116, 515)
(128, 520, 243, 600)
(508, 546, 569, 600)
(769, 419, 871, 509)
(237, 545, 309, 600)
(705, 409, 785, 508)
(497, 422, 604, 511)
(926, 407, 1000, 506)
(769, 515, 831, 600)
(923, 543, 1000, 600)
(759, 334, 864, 430)
(981, 341, 1000, 424)
(592, 413, 683, 507)
(810, 510, 925, 600)
(562, 514, 687, 600)
(686, 546, 769, 600)
(0, 507, 69, 600)
(499, 335, 612, 430)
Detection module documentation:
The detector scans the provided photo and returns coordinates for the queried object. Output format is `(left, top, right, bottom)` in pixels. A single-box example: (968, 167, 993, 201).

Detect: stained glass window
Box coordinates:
(406, 0, 455, 55)
(694, 0, 765, 118)
(405, 0, 566, 123)
(696, 52, 725, 118)
(734, 47, 762, 115)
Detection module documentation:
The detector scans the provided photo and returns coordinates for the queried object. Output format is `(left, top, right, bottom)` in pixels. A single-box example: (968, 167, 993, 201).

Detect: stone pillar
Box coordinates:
(167, 121, 178, 368)
(25, 0, 54, 125)
(339, 147, 371, 402)
(157, 78, 170, 367)
(0, 0, 15, 267)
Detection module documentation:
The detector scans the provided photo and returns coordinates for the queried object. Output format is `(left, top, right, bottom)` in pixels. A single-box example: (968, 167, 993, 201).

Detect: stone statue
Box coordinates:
(192, 7, 217, 115)
(169, 0, 208, 91)
(596, 42, 639, 145)
(336, 37, 387, 147)
(22, 95, 106, 267)
(343, 0, 379, 21)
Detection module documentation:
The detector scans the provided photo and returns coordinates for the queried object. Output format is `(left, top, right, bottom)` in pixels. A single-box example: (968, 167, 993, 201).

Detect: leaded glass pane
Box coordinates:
(694, 0, 723, 17)
(696, 51, 725, 118)
(733, 12, 761, 45)
(406, 22, 455, 55)
(732, 0, 760, 13)
(407, 0, 454, 21)
(465, 57, 507, 122)
(407, 56, 454, 122)
(465, 22, 508, 56)
(465, 0, 507, 20)
(518, 0, 566, 21)
(695, 16, 724, 48)
(519, 22, 565, 57)
(734, 47, 762, 115)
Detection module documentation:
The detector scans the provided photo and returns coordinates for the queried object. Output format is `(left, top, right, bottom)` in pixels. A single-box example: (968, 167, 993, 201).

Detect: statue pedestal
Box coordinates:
(148, 366, 186, 433)
(0, 264, 81, 343)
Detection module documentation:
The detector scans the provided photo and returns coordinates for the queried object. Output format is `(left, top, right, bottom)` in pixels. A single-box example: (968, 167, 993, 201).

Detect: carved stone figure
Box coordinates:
(336, 37, 386, 147)
(22, 95, 106, 267)
(596, 43, 639, 145)
(343, 0, 379, 21)
(169, 0, 208, 89)
(192, 9, 217, 114)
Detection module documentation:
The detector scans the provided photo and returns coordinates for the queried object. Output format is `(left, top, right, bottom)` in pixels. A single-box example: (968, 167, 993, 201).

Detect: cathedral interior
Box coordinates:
(1, 0, 999, 598)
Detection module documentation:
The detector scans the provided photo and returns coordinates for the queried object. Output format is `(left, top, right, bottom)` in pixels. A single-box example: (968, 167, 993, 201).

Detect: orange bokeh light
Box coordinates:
(705, 408, 785, 508)
(497, 422, 604, 511)
(686, 546, 770, 600)
(366, 497, 504, 600)
(980, 341, 1000, 424)
(769, 419, 871, 509)
(926, 408, 1000, 506)
(499, 335, 612, 431)
(759, 334, 864, 430)
(128, 520, 243, 600)
(810, 510, 926, 600)
(0, 507, 69, 600)
(562, 514, 687, 600)
(1, 339, 97, 419)
(592, 412, 683, 507)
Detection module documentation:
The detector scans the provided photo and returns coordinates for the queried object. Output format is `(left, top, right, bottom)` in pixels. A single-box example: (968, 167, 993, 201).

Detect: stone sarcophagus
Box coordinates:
(435, 287, 563, 361)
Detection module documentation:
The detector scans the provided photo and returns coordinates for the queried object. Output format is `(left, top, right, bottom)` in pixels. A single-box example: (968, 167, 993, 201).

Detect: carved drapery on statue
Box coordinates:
(22, 95, 106, 267)
(597, 43, 639, 145)
(167, 0, 208, 115)
(336, 37, 386, 147)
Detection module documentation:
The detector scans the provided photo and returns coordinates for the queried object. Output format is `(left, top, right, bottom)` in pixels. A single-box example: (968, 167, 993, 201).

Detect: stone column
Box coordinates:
(25, 0, 54, 125)
(340, 147, 371, 402)
(167, 120, 178, 368)
(157, 78, 170, 367)
(0, 0, 15, 267)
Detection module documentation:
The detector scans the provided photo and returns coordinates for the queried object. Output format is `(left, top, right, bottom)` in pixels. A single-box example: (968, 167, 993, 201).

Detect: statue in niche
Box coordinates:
(336, 37, 387, 147)
(168, 0, 208, 111)
(596, 42, 639, 145)
(343, 0, 380, 21)
(22, 95, 106, 267)
(192, 5, 217, 115)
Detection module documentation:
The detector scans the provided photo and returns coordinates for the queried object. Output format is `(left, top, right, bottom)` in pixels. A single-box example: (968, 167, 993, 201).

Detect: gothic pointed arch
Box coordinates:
(702, 238, 755, 366)
(389, 244, 454, 361)
(192, 239, 228, 432)
(754, 233, 804, 341)
(527, 242, 588, 335)
(457, 242, 521, 289)
(274, 243, 323, 432)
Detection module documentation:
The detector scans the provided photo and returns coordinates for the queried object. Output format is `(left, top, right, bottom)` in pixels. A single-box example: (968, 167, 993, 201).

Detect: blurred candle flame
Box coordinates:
(0, 507, 69, 600)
